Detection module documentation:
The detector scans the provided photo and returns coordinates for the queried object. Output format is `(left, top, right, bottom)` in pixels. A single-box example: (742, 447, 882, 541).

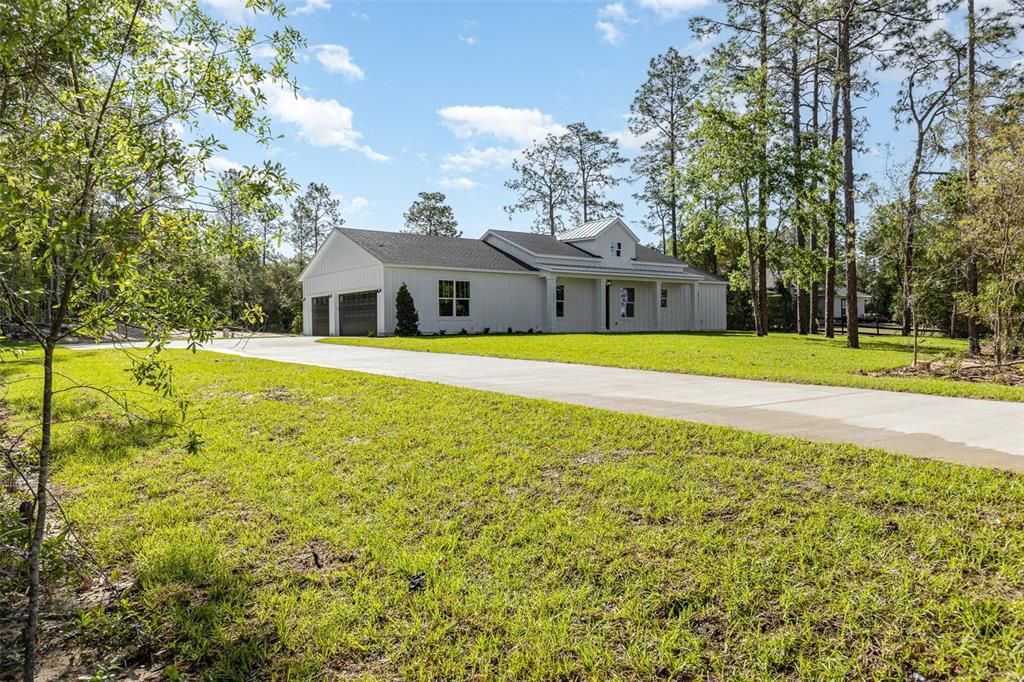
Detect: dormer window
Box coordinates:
(610, 241, 622, 257)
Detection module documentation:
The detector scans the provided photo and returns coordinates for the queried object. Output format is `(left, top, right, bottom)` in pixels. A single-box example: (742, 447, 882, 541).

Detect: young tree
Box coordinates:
(558, 122, 626, 223)
(629, 48, 700, 258)
(290, 182, 343, 261)
(960, 114, 1024, 366)
(0, 0, 300, 675)
(504, 133, 576, 235)
(403, 191, 461, 237)
(959, 0, 1022, 353)
(395, 283, 420, 336)
(892, 28, 964, 335)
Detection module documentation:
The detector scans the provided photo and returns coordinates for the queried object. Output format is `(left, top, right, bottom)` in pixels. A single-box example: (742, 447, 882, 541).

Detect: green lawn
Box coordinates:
(321, 331, 1024, 401)
(2, 347, 1024, 679)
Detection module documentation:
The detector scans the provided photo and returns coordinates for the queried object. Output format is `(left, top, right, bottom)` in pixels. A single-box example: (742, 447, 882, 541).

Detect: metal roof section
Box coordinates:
(557, 217, 640, 243)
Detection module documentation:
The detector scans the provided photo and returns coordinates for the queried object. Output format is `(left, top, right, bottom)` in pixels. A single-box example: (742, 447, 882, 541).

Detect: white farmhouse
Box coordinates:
(298, 218, 727, 336)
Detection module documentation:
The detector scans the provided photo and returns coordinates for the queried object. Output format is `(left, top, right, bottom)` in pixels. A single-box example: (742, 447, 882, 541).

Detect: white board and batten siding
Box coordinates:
(382, 267, 543, 336)
(697, 283, 728, 331)
(553, 277, 597, 333)
(300, 232, 384, 335)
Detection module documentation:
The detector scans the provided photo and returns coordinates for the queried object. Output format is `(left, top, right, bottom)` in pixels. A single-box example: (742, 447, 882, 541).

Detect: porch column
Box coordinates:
(689, 284, 699, 331)
(302, 296, 312, 336)
(544, 275, 557, 333)
(595, 279, 606, 332)
(654, 280, 662, 332)
(328, 293, 339, 336)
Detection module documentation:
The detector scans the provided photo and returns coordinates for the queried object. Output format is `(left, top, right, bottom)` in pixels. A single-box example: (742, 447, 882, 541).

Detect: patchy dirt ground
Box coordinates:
(864, 355, 1024, 387)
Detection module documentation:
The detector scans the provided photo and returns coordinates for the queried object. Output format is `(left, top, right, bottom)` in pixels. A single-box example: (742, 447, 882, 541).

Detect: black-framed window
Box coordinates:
(610, 241, 622, 257)
(555, 284, 565, 317)
(620, 287, 635, 318)
(439, 280, 470, 317)
(660, 288, 668, 308)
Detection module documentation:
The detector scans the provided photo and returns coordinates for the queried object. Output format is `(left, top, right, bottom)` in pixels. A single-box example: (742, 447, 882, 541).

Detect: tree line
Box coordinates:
(503, 0, 1024, 354)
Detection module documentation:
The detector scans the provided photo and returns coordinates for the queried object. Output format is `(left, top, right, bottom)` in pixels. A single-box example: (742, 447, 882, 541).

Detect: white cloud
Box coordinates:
(610, 126, 657, 152)
(202, 0, 252, 21)
(438, 176, 476, 189)
(440, 146, 518, 172)
(262, 80, 388, 161)
(637, 0, 709, 20)
(598, 3, 634, 22)
(205, 155, 242, 174)
(438, 105, 565, 145)
(253, 44, 278, 59)
(459, 34, 479, 46)
(351, 9, 369, 20)
(293, 0, 330, 15)
(313, 44, 365, 80)
(347, 196, 370, 212)
(596, 20, 626, 45)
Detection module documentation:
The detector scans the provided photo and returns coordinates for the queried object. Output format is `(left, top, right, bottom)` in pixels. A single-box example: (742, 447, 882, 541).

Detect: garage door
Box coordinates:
(339, 290, 378, 336)
(311, 296, 330, 336)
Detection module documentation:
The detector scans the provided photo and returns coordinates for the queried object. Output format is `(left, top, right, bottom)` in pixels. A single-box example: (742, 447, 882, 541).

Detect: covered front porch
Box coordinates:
(542, 275, 702, 333)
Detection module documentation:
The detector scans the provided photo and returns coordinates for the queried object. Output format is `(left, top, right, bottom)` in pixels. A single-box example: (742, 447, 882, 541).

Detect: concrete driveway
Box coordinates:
(154, 335, 1024, 472)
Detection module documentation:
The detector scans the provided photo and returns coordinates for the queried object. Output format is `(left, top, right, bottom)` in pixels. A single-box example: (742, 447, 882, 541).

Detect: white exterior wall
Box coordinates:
(606, 279, 658, 333)
(300, 233, 385, 336)
(659, 282, 692, 331)
(566, 222, 637, 262)
(553, 277, 597, 333)
(383, 267, 544, 335)
(696, 283, 728, 330)
(833, 296, 868, 318)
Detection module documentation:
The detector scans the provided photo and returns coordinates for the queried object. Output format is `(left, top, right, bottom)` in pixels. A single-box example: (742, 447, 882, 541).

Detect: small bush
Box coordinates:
(290, 312, 303, 335)
(483, 327, 490, 334)
(459, 328, 468, 335)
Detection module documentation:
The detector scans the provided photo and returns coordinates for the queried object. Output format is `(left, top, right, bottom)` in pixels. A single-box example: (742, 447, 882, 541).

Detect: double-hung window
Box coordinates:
(610, 241, 622, 257)
(660, 288, 668, 308)
(555, 285, 565, 318)
(620, 287, 635, 318)
(439, 280, 471, 317)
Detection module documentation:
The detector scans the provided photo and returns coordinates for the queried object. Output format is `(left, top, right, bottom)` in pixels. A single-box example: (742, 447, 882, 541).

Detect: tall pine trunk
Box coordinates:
(825, 52, 839, 339)
(809, 35, 822, 334)
(791, 28, 808, 334)
(839, 2, 859, 349)
(756, 0, 770, 336)
(965, 0, 980, 353)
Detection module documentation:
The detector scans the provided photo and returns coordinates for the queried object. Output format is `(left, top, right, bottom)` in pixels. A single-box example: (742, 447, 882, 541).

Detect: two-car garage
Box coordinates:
(309, 291, 379, 337)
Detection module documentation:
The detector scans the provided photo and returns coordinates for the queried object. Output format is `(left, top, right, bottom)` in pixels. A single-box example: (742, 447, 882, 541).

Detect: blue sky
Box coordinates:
(204, 0, 951, 243)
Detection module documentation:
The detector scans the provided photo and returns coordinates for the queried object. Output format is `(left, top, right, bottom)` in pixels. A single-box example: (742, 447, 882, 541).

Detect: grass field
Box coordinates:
(321, 331, 1024, 402)
(2, 346, 1023, 679)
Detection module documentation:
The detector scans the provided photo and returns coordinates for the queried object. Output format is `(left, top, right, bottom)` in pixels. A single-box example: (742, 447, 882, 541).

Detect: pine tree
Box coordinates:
(395, 283, 420, 336)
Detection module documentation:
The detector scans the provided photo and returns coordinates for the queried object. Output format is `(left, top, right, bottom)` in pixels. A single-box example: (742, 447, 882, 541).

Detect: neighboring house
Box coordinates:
(766, 271, 871, 320)
(298, 218, 728, 336)
(821, 287, 871, 320)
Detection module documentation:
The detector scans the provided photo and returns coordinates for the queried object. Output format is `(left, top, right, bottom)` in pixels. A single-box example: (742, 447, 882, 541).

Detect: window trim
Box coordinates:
(660, 288, 668, 308)
(555, 284, 565, 318)
(438, 279, 471, 317)
(610, 241, 622, 257)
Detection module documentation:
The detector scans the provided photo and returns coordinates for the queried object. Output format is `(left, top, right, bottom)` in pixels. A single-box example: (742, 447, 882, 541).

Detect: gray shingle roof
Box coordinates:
(489, 230, 599, 258)
(339, 228, 535, 273)
(631, 246, 727, 282)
